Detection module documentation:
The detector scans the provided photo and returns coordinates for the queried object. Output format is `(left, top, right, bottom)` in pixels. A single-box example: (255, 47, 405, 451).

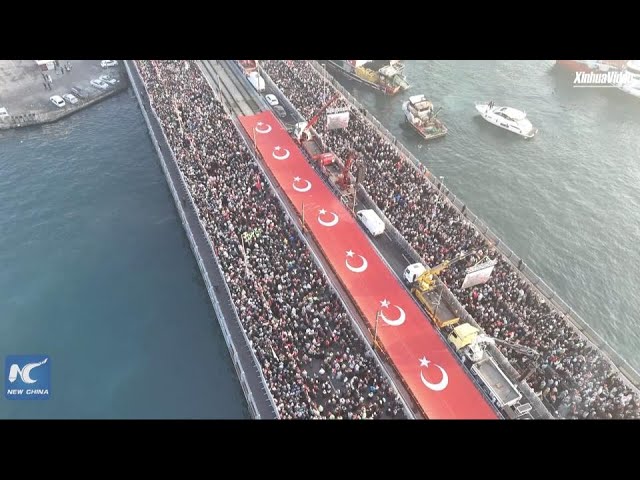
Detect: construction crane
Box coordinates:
(409, 250, 480, 294)
(402, 250, 486, 328)
(336, 150, 358, 190)
(293, 92, 341, 142)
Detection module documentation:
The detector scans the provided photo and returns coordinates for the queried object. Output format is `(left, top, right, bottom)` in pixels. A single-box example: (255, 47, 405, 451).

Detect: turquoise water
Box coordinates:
(0, 91, 248, 418)
(340, 60, 640, 372)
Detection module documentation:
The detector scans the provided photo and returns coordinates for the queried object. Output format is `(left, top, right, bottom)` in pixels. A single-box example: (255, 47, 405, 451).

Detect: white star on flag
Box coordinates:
(319, 209, 327, 215)
(419, 357, 430, 368)
(274, 146, 281, 151)
(257, 122, 263, 126)
(346, 250, 354, 257)
(294, 176, 301, 182)
(380, 299, 390, 308)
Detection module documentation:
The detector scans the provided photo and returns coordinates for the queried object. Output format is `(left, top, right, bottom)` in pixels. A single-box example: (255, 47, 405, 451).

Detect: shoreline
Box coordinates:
(0, 61, 129, 131)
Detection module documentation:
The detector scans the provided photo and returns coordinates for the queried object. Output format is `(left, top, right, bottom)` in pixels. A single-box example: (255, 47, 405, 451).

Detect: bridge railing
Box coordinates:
(127, 60, 278, 419)
(304, 60, 640, 394)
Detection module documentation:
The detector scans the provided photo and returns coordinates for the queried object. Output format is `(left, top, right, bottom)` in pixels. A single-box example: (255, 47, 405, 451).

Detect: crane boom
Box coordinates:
(307, 92, 341, 130)
(413, 250, 481, 293)
(492, 337, 540, 358)
(293, 93, 342, 141)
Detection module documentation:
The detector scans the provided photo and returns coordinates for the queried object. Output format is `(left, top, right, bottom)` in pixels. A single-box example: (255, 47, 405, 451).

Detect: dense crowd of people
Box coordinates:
(135, 60, 405, 419)
(260, 60, 640, 419)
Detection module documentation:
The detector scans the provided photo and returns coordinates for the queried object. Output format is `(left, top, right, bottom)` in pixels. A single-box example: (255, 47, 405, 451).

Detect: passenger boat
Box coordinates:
(475, 102, 537, 139)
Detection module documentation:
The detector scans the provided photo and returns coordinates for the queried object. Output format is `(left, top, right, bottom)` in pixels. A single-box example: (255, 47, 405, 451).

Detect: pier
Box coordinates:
(0, 60, 127, 130)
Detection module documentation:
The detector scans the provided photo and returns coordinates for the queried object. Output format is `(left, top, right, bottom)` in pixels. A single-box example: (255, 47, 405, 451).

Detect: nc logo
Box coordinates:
(5, 355, 51, 400)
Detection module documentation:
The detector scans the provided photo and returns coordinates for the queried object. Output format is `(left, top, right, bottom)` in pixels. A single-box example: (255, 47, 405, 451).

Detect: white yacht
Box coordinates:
(616, 60, 640, 99)
(475, 102, 537, 139)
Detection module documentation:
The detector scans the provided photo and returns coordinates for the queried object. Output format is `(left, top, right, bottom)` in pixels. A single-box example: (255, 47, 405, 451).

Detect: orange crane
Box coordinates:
(337, 150, 358, 190)
(293, 92, 341, 142)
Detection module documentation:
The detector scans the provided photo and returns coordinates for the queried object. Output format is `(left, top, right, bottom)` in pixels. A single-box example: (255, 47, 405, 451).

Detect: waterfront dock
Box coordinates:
(0, 60, 126, 130)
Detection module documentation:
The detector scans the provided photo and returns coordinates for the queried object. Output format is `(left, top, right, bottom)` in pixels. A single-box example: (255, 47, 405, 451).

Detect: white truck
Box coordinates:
(356, 209, 385, 237)
(247, 72, 265, 92)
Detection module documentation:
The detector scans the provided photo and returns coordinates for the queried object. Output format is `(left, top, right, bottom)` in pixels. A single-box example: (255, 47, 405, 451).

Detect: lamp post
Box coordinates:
(240, 234, 250, 279)
(301, 201, 312, 233)
(373, 310, 381, 352)
(321, 63, 327, 102)
(301, 201, 305, 230)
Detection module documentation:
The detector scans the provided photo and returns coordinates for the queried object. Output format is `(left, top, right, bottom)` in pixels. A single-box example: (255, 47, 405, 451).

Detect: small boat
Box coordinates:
(325, 60, 410, 95)
(402, 94, 448, 140)
(475, 102, 537, 139)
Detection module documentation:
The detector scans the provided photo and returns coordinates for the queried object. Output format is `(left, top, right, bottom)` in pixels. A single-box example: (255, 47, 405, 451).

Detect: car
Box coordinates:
(99, 75, 118, 85)
(50, 95, 66, 108)
(265, 94, 279, 106)
(63, 94, 78, 104)
(101, 60, 118, 68)
(0, 107, 9, 119)
(71, 87, 85, 99)
(90, 79, 109, 90)
(273, 105, 287, 118)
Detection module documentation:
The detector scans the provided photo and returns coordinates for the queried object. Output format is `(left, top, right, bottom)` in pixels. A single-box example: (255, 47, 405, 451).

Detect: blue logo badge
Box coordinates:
(5, 355, 51, 400)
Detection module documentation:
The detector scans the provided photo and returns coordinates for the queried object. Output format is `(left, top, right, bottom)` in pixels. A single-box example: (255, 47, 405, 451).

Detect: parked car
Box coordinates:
(101, 60, 118, 68)
(99, 75, 118, 85)
(273, 105, 287, 118)
(71, 87, 85, 99)
(265, 94, 279, 106)
(50, 95, 66, 108)
(90, 79, 109, 90)
(63, 94, 78, 105)
(0, 107, 9, 119)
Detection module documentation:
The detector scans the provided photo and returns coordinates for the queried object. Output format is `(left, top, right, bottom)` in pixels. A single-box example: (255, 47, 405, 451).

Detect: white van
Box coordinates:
(248, 72, 265, 92)
(356, 209, 385, 237)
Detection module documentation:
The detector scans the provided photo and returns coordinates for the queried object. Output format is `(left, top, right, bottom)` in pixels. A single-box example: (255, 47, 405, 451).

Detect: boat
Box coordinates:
(555, 60, 628, 73)
(325, 60, 410, 95)
(475, 102, 537, 139)
(616, 60, 640, 99)
(402, 94, 448, 140)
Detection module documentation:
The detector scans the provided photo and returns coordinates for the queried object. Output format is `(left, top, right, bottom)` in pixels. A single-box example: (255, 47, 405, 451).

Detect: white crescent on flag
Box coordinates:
(317, 209, 339, 227)
(379, 299, 406, 326)
(272, 146, 290, 160)
(419, 357, 448, 392)
(292, 176, 312, 193)
(254, 122, 272, 134)
(345, 250, 368, 273)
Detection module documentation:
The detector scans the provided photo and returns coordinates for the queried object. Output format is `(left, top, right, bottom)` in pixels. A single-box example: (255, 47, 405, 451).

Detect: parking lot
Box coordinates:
(0, 60, 123, 118)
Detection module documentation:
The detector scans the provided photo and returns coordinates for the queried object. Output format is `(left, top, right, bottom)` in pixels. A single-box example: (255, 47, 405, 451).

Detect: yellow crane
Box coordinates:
(403, 251, 480, 328)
